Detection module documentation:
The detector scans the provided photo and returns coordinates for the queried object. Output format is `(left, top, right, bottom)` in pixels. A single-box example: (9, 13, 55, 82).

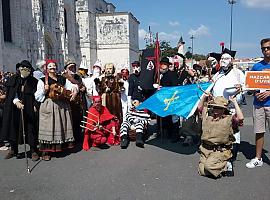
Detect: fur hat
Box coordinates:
(208, 96, 229, 109)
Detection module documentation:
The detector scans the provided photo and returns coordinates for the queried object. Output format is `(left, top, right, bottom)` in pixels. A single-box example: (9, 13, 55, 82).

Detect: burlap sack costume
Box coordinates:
(198, 96, 234, 178)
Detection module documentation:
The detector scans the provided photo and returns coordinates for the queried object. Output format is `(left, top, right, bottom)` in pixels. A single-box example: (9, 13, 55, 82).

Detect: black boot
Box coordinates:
(120, 134, 129, 149)
(5, 142, 18, 159)
(136, 132, 144, 148)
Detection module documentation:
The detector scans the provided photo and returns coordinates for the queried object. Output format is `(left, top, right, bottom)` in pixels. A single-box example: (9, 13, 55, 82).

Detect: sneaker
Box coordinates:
(225, 161, 234, 177)
(246, 157, 263, 169)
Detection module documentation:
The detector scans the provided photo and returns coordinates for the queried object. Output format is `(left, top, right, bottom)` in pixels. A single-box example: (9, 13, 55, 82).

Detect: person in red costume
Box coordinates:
(83, 96, 120, 150)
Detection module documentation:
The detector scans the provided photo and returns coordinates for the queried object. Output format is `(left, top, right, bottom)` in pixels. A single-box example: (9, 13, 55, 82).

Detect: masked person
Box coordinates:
(35, 60, 78, 161)
(119, 68, 129, 121)
(120, 100, 150, 149)
(0, 60, 39, 161)
(198, 95, 244, 178)
(83, 60, 102, 108)
(82, 96, 120, 150)
(128, 61, 144, 107)
(211, 48, 245, 161)
(96, 63, 123, 123)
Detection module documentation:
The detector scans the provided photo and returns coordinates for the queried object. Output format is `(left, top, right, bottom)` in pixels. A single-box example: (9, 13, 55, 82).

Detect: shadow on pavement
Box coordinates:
(145, 123, 198, 155)
(240, 141, 270, 165)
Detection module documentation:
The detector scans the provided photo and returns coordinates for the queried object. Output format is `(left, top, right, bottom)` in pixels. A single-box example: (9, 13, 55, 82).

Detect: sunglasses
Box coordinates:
(261, 46, 270, 51)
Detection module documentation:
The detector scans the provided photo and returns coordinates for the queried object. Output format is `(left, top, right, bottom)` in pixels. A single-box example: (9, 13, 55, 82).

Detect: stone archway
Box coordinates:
(44, 33, 54, 59)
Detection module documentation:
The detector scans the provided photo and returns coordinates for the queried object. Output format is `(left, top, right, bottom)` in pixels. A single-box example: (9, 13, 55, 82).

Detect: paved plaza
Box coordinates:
(0, 96, 269, 200)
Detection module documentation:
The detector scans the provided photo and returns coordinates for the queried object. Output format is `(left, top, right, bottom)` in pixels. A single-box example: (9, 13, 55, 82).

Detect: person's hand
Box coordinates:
(234, 84, 242, 93)
(80, 85, 86, 92)
(229, 95, 237, 104)
(15, 101, 24, 110)
(112, 128, 116, 136)
(70, 93, 77, 101)
(44, 84, 49, 92)
(34, 106, 37, 112)
(105, 87, 110, 92)
(255, 91, 270, 101)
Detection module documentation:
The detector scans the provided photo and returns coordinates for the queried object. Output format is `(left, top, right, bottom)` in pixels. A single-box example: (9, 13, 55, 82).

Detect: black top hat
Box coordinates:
(160, 57, 172, 65)
(222, 48, 237, 58)
(131, 61, 140, 67)
(16, 60, 33, 71)
(208, 52, 222, 62)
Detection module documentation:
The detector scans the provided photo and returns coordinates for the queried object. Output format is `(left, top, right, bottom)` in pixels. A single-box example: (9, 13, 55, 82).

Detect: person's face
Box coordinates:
(261, 41, 270, 59)
(160, 63, 168, 74)
(132, 64, 141, 74)
(93, 98, 102, 111)
(19, 67, 31, 78)
(207, 57, 217, 68)
(212, 106, 225, 118)
(121, 70, 129, 80)
(66, 64, 76, 74)
(220, 53, 232, 70)
(169, 65, 175, 71)
(47, 62, 57, 73)
(105, 65, 114, 76)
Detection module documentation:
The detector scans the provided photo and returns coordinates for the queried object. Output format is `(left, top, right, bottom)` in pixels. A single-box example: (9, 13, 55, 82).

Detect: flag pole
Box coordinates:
(154, 33, 163, 143)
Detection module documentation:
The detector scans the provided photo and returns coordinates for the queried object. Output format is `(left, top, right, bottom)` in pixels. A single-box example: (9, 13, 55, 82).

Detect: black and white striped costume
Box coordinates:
(120, 107, 150, 137)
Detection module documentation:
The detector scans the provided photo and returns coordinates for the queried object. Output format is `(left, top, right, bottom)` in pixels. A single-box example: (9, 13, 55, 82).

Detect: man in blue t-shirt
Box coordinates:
(246, 38, 270, 168)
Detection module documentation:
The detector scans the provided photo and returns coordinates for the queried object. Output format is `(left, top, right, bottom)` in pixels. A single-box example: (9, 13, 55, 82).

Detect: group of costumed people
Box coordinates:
(0, 46, 247, 179)
(0, 57, 152, 161)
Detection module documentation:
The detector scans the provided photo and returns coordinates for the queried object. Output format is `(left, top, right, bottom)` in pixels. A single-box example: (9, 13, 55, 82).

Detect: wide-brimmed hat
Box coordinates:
(64, 57, 76, 69)
(79, 64, 88, 70)
(160, 57, 172, 65)
(208, 96, 229, 109)
(16, 60, 34, 71)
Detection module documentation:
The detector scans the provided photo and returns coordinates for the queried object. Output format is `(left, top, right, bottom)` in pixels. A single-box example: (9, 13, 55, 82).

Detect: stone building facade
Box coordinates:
(0, 0, 139, 73)
(0, 0, 79, 72)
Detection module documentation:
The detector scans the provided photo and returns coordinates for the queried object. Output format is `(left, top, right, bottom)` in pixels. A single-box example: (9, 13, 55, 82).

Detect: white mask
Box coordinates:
(133, 66, 141, 74)
(220, 53, 232, 70)
(93, 68, 101, 77)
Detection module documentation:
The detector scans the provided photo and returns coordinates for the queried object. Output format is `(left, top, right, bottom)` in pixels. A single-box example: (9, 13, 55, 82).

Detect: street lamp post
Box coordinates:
(190, 35, 195, 67)
(228, 0, 236, 51)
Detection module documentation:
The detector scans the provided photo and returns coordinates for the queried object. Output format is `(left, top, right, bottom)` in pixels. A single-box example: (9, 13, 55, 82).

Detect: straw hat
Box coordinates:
(208, 96, 229, 109)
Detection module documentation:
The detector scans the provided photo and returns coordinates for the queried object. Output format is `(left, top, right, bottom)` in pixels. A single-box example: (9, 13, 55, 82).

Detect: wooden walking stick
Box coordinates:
(21, 108, 30, 173)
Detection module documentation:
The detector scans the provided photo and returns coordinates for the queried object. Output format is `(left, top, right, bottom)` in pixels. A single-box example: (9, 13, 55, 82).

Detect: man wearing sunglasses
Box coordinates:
(246, 38, 270, 168)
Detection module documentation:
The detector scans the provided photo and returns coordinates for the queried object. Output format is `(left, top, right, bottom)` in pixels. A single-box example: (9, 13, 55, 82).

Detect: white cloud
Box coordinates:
(241, 0, 270, 8)
(139, 29, 148, 40)
(149, 22, 159, 26)
(169, 21, 180, 26)
(188, 25, 210, 38)
(159, 31, 180, 41)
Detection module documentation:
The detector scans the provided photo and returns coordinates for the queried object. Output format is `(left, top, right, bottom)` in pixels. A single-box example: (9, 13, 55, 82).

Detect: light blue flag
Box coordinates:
(137, 82, 213, 119)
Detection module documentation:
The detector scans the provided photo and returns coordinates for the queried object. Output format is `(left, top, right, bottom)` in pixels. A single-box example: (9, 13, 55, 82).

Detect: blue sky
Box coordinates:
(109, 0, 270, 58)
